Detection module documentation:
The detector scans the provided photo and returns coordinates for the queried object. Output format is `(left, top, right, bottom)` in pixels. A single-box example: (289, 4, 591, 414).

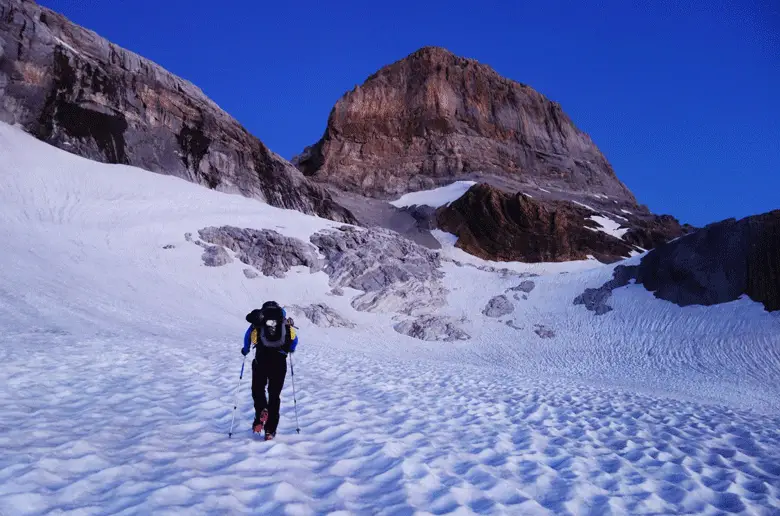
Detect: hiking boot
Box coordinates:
(253, 409, 268, 434)
(264, 432, 275, 441)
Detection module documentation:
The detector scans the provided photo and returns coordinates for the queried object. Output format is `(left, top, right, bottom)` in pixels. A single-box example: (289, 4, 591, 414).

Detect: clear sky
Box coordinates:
(39, 0, 778, 226)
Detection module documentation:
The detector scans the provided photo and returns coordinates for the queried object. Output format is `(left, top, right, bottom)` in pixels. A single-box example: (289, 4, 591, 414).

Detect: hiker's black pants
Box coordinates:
(252, 350, 287, 434)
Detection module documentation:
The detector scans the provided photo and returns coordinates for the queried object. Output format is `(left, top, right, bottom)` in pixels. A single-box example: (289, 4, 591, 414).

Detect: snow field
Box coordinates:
(1, 123, 780, 514)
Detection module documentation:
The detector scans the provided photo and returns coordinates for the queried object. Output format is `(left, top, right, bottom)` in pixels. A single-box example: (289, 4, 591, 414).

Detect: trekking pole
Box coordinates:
(228, 356, 247, 438)
(289, 354, 301, 434)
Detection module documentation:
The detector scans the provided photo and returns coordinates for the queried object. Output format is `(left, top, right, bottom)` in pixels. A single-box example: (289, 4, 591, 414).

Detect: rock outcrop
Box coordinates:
(198, 227, 322, 278)
(288, 304, 355, 328)
(351, 279, 448, 316)
(310, 226, 443, 292)
(635, 210, 780, 312)
(623, 215, 696, 251)
(202, 245, 232, 267)
(507, 280, 536, 294)
(393, 315, 470, 342)
(482, 295, 514, 318)
(574, 210, 780, 313)
(574, 265, 638, 315)
(437, 183, 640, 262)
(310, 226, 448, 316)
(0, 0, 354, 223)
(296, 46, 636, 203)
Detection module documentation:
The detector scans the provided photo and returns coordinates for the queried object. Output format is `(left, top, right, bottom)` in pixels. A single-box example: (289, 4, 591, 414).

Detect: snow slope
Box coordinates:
(389, 181, 477, 208)
(1, 123, 779, 515)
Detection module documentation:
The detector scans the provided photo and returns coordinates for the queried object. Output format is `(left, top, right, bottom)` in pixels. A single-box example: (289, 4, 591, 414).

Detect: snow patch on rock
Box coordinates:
(201, 245, 232, 267)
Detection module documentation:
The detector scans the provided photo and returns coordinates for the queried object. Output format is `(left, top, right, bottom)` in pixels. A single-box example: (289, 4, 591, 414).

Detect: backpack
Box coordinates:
(247, 301, 288, 349)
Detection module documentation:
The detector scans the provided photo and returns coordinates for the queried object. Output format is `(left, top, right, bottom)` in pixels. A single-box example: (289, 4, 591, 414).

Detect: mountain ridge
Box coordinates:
(0, 0, 356, 223)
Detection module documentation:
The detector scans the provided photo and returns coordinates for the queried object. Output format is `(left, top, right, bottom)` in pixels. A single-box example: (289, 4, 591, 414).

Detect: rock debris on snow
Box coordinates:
(482, 295, 514, 318)
(310, 226, 443, 292)
(288, 304, 355, 328)
(574, 265, 637, 315)
(505, 320, 524, 331)
(534, 324, 556, 339)
(507, 280, 536, 294)
(393, 315, 471, 341)
(243, 268, 259, 279)
(201, 245, 232, 267)
(199, 226, 322, 278)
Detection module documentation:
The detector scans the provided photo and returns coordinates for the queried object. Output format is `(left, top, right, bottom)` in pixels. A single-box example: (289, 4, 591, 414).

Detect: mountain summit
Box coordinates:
(295, 46, 636, 204)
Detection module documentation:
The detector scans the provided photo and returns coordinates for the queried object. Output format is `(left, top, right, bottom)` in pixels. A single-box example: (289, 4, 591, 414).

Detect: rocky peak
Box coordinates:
(295, 46, 637, 204)
(0, 0, 355, 223)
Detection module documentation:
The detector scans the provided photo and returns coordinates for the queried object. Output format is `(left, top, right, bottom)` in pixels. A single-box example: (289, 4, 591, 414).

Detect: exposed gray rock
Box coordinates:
(351, 279, 447, 316)
(243, 268, 259, 279)
(482, 295, 514, 318)
(328, 287, 345, 296)
(288, 304, 355, 328)
(507, 280, 536, 294)
(574, 265, 638, 315)
(310, 226, 443, 292)
(635, 210, 779, 311)
(506, 320, 523, 331)
(202, 245, 232, 267)
(184, 233, 193, 242)
(162, 244, 175, 250)
(394, 315, 470, 342)
(198, 226, 321, 278)
(0, 0, 354, 223)
(534, 324, 556, 339)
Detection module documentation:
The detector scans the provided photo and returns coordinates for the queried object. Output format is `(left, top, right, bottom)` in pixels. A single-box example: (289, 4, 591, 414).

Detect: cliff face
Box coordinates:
(296, 46, 637, 204)
(0, 0, 355, 223)
(636, 210, 780, 312)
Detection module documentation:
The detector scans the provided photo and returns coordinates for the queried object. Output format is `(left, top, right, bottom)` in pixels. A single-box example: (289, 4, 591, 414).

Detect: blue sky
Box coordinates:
(40, 0, 778, 226)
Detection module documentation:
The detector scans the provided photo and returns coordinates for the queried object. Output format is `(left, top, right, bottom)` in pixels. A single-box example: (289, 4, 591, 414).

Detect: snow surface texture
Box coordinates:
(389, 180, 477, 208)
(2, 123, 780, 514)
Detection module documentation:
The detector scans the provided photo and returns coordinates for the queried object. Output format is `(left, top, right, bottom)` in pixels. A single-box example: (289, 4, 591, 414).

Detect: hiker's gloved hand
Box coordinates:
(241, 347, 250, 357)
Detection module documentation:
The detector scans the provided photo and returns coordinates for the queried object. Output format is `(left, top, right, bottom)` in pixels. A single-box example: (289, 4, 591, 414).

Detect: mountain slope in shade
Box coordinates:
(296, 46, 637, 205)
(434, 183, 694, 263)
(0, 0, 355, 223)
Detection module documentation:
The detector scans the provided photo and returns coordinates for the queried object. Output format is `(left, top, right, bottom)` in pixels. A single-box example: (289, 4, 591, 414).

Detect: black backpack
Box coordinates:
(246, 301, 287, 348)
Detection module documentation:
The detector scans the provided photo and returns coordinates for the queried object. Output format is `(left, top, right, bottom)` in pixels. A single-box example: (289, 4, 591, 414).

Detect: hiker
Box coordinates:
(241, 301, 298, 440)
